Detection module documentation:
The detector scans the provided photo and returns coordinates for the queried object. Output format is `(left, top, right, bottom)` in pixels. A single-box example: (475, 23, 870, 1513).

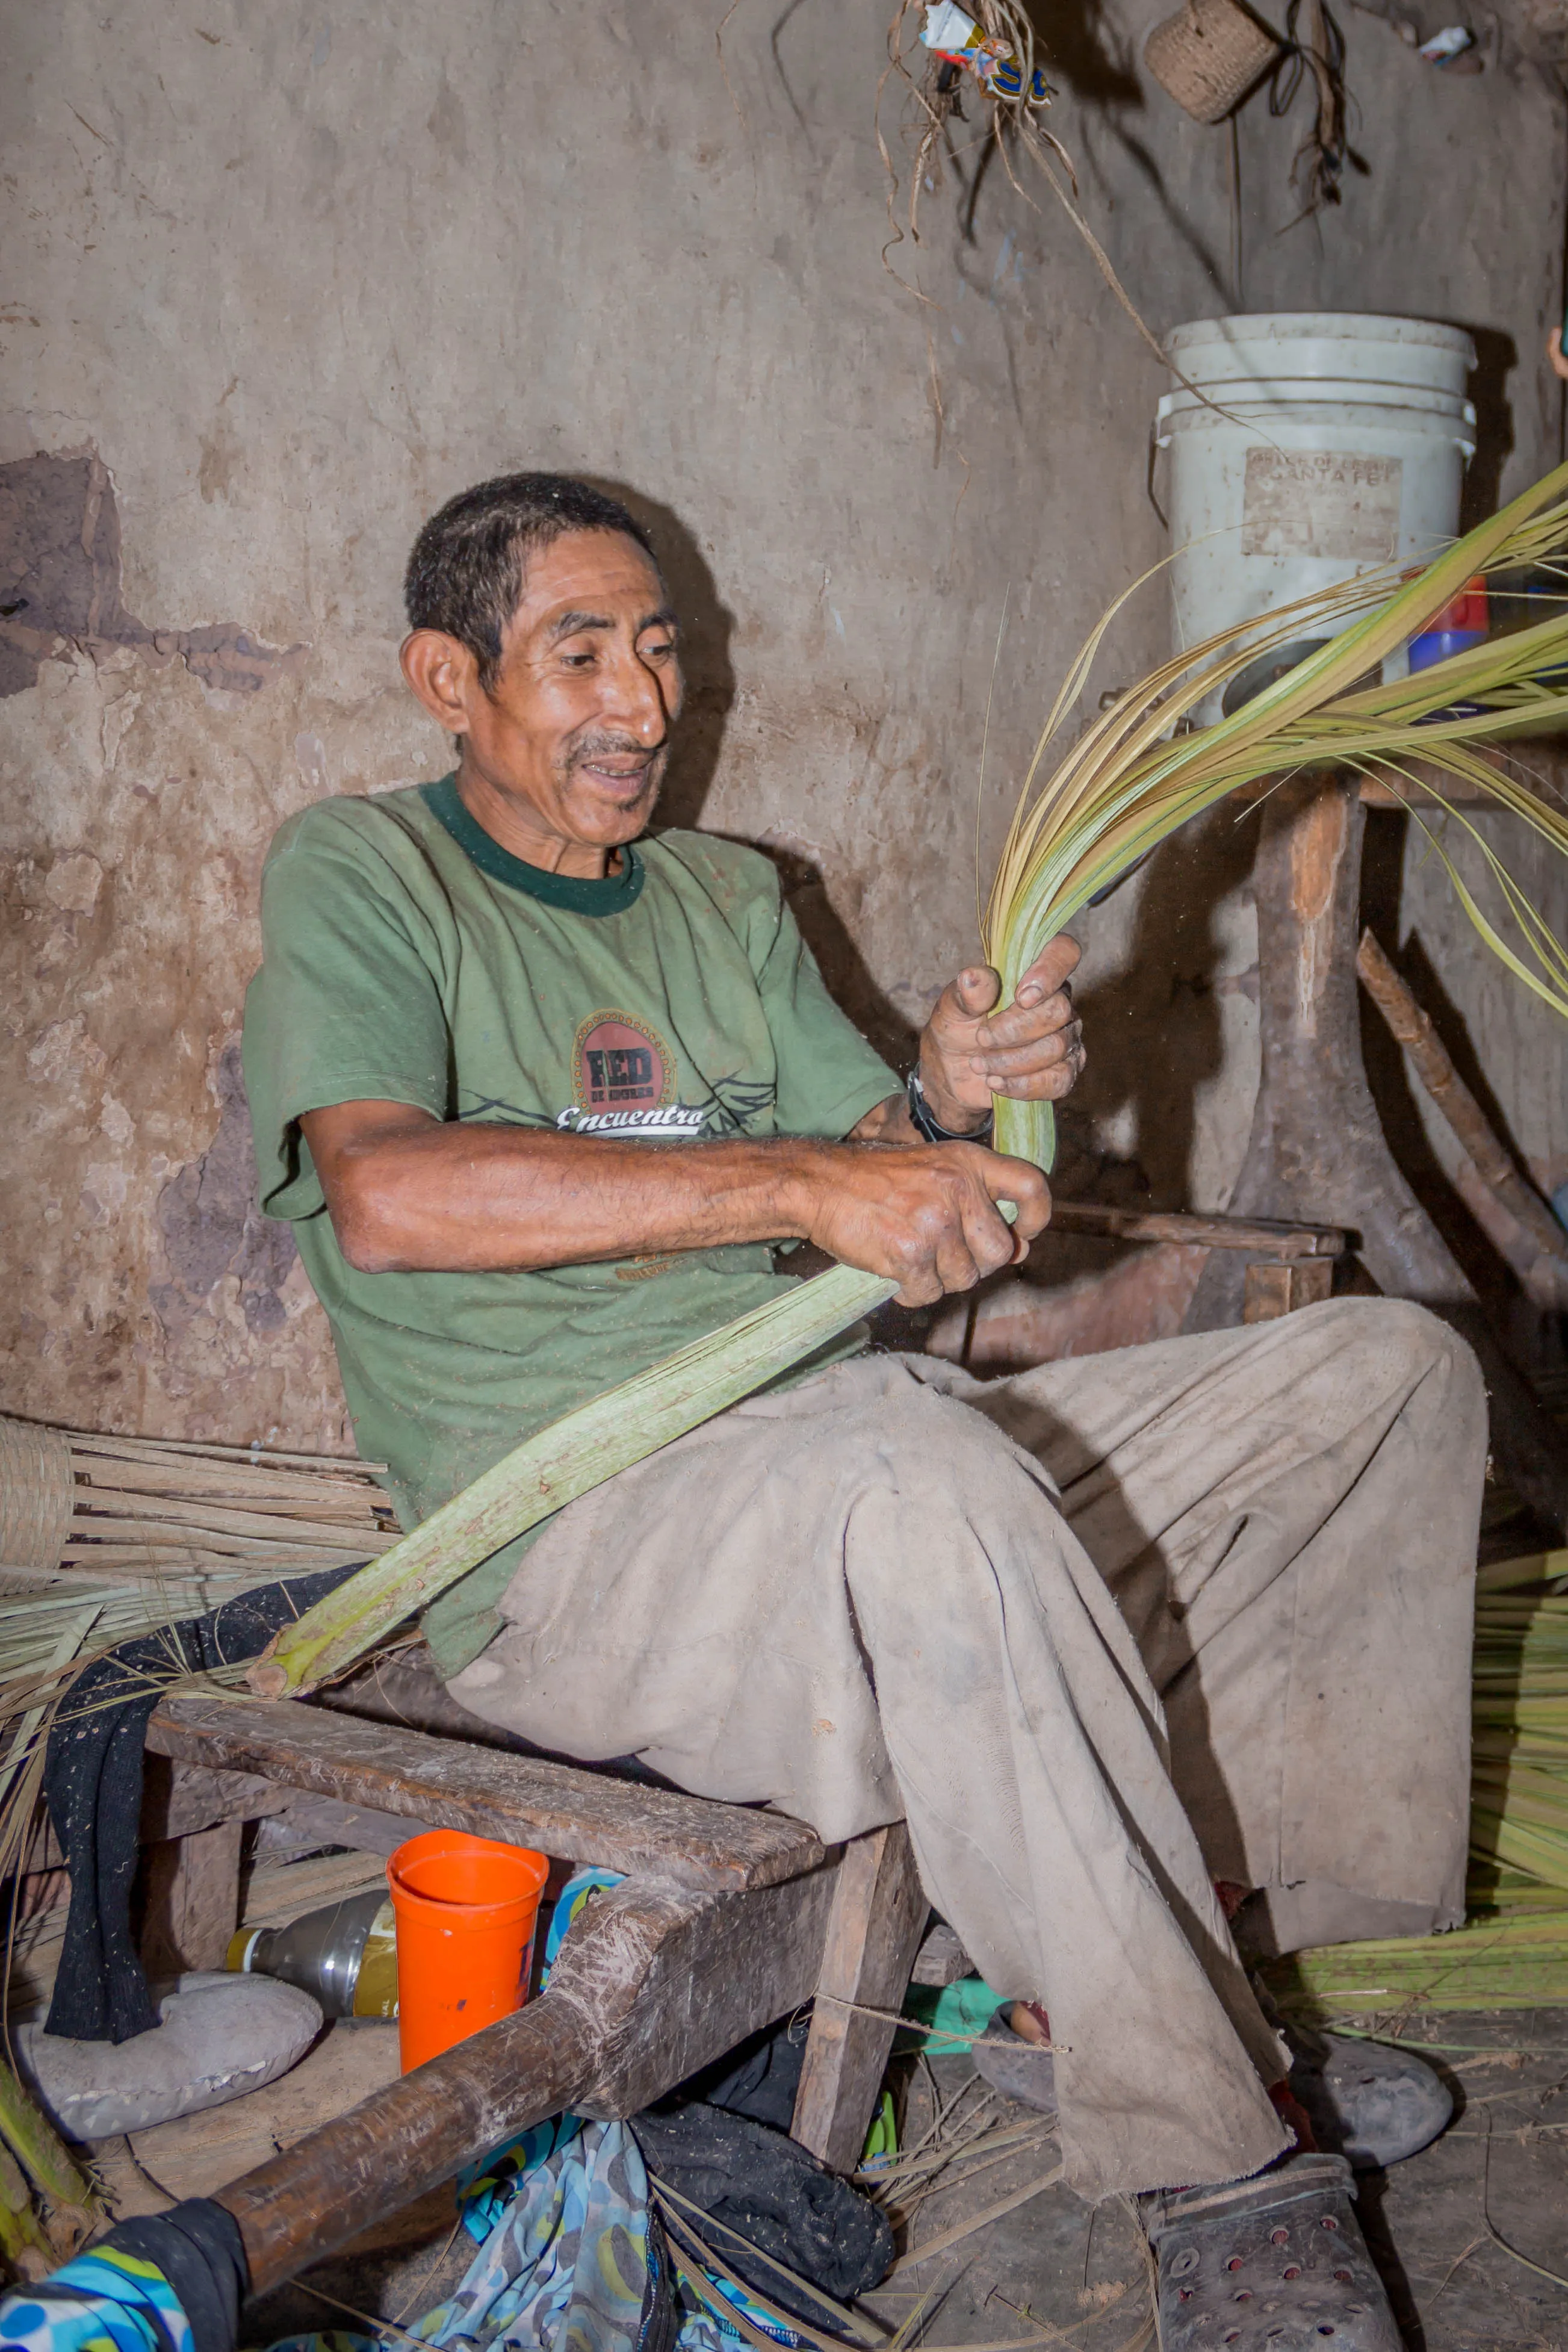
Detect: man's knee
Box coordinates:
(1308, 1295, 1486, 1432)
(843, 1383, 1063, 1561)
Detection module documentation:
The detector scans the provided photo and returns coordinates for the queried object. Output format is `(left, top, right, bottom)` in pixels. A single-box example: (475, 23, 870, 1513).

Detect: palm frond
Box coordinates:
(984, 460, 1568, 1172)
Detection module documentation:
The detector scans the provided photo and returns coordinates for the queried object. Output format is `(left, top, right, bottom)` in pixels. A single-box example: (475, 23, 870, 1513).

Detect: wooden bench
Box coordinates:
(143, 1649, 929, 2296)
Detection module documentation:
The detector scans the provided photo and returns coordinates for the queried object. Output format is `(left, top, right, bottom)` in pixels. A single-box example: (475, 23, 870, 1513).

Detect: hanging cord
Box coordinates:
(1269, 0, 1352, 217)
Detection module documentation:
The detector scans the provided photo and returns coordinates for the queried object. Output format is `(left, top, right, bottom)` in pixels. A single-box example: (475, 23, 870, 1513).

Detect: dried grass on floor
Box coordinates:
(855, 2063, 1152, 2351)
(1266, 1548, 1568, 2030)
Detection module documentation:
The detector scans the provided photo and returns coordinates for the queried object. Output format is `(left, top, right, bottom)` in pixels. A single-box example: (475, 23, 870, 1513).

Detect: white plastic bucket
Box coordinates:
(1156, 313, 1477, 721)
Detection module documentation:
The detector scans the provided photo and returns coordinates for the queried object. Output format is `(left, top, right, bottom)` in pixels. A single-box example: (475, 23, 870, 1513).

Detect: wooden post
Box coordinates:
(1186, 772, 1568, 1531)
(139, 1820, 244, 1975)
(790, 1821, 928, 2173)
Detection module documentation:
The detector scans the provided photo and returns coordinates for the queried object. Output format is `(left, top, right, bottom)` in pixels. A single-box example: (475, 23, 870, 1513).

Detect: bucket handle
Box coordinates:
(1146, 423, 1170, 530)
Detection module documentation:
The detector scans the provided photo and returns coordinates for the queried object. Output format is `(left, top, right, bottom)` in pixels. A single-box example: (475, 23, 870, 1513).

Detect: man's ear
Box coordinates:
(401, 630, 479, 734)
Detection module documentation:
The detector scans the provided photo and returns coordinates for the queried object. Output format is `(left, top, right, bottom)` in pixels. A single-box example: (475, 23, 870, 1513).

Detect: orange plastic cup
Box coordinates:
(386, 1830, 550, 2071)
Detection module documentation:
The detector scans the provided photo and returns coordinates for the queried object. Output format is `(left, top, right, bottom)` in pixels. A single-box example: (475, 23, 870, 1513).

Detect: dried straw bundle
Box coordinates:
(0, 1413, 395, 1596)
(1265, 1893, 1568, 2021)
(0, 1411, 393, 1728)
(1268, 1551, 1568, 2022)
(1469, 1551, 1568, 1897)
(0, 1413, 395, 1888)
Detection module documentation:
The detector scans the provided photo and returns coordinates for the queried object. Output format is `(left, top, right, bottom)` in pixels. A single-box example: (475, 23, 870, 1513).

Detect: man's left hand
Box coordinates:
(917, 936, 1084, 1131)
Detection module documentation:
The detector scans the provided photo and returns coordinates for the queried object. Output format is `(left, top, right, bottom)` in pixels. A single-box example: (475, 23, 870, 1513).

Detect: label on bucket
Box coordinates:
(1241, 450, 1402, 562)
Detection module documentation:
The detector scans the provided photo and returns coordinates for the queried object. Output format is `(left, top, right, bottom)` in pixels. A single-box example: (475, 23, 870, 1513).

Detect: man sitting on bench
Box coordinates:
(243, 472, 1482, 2223)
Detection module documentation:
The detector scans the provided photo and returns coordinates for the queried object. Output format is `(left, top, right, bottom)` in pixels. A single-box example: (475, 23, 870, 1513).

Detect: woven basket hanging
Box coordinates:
(0, 1417, 74, 1587)
(0, 1410, 395, 1596)
(1145, 0, 1282, 122)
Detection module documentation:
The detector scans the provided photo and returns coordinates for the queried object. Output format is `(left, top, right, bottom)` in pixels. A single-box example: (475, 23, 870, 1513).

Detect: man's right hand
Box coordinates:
(302, 1100, 1049, 1304)
(789, 1140, 1050, 1308)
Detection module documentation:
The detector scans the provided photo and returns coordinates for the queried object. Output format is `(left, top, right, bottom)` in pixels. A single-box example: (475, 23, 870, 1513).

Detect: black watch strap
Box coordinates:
(906, 1070, 994, 1144)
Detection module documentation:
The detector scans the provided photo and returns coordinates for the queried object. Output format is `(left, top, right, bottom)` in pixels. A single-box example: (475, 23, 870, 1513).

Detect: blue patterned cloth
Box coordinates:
(264, 2114, 802, 2352)
(0, 2241, 197, 2352)
(416, 2115, 665, 2352)
(542, 1872, 625, 1987)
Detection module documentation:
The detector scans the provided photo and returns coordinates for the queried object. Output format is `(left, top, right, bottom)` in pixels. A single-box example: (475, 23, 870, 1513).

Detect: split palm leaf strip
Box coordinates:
(258, 462, 1568, 1701)
(251, 1262, 900, 1695)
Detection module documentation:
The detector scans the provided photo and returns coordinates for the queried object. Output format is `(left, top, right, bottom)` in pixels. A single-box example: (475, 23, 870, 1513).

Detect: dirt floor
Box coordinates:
(866, 2017, 1568, 2352)
(90, 2005, 1568, 2351)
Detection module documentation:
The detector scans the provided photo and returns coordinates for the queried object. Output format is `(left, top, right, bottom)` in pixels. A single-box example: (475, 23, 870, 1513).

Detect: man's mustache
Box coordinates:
(567, 732, 668, 774)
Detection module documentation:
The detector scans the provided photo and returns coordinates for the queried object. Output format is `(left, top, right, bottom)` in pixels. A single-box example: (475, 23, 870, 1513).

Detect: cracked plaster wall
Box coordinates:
(1, 0, 1563, 1447)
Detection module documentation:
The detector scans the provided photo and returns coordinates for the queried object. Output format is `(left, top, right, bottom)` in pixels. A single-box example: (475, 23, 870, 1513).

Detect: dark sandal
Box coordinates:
(1143, 2152, 1400, 2348)
(969, 2003, 1058, 2115)
(1288, 2029, 1452, 2169)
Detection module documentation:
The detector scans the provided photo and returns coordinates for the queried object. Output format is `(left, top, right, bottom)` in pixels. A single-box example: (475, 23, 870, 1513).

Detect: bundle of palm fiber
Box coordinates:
(1265, 1549, 1568, 2023)
(0, 1412, 394, 1593)
(0, 1411, 395, 1878)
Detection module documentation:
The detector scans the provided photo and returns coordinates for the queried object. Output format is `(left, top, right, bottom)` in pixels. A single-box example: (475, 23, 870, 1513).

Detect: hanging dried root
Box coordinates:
(878, 1, 1247, 421)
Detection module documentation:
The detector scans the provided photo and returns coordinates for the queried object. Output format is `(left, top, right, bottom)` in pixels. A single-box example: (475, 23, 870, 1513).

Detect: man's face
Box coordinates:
(405, 529, 683, 857)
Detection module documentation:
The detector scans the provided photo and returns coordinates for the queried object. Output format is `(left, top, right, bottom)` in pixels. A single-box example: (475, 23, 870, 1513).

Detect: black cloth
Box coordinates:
(41, 1565, 361, 2044)
(659, 2016, 810, 2135)
(17, 2200, 249, 2352)
(630, 2105, 893, 2325)
(636, 2205, 679, 2352)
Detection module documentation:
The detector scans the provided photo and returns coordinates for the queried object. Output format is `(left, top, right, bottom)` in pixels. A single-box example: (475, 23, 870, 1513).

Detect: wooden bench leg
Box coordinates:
(790, 1821, 928, 2173)
(220, 1869, 839, 2294)
(1242, 1258, 1334, 1321)
(139, 1820, 244, 1975)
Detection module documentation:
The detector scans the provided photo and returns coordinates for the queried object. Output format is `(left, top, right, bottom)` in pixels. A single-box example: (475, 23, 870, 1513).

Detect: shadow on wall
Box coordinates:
(1016, 0, 1141, 103)
(592, 476, 920, 1072)
(1460, 327, 1517, 533)
(1012, 0, 1238, 310)
(585, 480, 737, 833)
(1062, 798, 1263, 1213)
(153, 1041, 299, 1342)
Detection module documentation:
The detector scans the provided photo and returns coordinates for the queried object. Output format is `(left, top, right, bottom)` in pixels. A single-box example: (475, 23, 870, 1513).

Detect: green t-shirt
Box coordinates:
(241, 777, 899, 1673)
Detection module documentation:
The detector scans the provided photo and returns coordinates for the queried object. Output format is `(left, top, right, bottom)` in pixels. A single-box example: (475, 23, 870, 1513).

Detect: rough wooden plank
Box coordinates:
(910, 1920, 970, 1987)
(140, 1820, 244, 1974)
(571, 1861, 840, 2119)
(1048, 1202, 1345, 1259)
(322, 1643, 596, 1758)
(791, 1821, 929, 2173)
(217, 1863, 839, 2293)
(147, 1693, 825, 1891)
(216, 1981, 591, 2289)
(267, 1792, 418, 1858)
(141, 1756, 287, 1840)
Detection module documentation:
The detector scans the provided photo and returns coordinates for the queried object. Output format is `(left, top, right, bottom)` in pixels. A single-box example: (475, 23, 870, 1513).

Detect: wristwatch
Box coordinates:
(906, 1070, 994, 1145)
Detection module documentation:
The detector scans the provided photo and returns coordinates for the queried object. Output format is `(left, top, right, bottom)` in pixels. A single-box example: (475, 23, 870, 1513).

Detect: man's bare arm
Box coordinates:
(300, 1100, 1049, 1308)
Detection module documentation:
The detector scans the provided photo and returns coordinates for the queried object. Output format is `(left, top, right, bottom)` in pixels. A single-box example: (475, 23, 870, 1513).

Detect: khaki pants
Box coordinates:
(450, 1298, 1484, 2198)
